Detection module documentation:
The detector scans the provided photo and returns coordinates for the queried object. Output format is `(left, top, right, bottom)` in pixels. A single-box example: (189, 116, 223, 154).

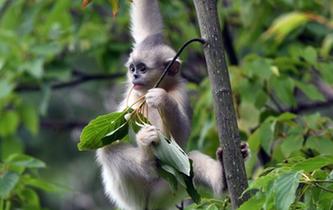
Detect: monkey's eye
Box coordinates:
(129, 64, 135, 73)
(136, 63, 147, 73)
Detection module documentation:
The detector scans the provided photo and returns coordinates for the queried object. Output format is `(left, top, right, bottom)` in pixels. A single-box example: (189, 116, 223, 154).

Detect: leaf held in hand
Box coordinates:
(78, 111, 129, 151)
(154, 133, 200, 203)
(154, 132, 190, 176)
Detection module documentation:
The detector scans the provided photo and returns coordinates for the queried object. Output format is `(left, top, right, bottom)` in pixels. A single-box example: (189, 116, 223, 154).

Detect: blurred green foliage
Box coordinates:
(0, 0, 332, 209)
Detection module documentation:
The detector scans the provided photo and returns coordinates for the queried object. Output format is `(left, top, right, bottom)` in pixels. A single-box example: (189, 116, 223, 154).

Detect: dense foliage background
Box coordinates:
(0, 0, 332, 209)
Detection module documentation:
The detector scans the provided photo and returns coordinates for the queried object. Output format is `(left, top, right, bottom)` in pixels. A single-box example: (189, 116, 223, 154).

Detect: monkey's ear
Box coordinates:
(164, 59, 181, 76)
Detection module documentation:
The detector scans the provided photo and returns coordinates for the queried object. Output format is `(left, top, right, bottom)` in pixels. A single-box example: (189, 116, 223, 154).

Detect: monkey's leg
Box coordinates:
(189, 142, 250, 196)
(97, 143, 158, 210)
(188, 151, 226, 196)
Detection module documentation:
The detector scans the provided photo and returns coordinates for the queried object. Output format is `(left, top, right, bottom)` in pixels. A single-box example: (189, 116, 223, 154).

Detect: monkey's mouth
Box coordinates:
(132, 82, 145, 90)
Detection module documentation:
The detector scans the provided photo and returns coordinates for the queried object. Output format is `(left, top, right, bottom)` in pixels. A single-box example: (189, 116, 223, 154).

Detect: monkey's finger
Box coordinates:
(240, 142, 248, 148)
(216, 147, 223, 162)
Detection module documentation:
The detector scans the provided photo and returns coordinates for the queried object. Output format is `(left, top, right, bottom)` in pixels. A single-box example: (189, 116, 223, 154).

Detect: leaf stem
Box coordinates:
(314, 183, 333, 193)
(153, 38, 206, 88)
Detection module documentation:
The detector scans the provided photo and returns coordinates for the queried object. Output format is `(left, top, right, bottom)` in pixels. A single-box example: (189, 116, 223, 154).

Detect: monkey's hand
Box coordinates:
(145, 88, 169, 109)
(136, 125, 160, 148)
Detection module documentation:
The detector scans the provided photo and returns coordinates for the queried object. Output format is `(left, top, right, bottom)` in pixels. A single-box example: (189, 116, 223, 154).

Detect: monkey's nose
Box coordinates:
(133, 74, 140, 79)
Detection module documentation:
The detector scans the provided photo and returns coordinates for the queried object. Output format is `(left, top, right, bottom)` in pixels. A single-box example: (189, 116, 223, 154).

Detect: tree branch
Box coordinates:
(284, 98, 333, 114)
(193, 0, 249, 208)
(41, 120, 87, 130)
(15, 72, 125, 92)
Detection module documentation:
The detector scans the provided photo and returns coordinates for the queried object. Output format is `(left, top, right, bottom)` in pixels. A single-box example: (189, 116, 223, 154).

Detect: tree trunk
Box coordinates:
(192, 0, 249, 208)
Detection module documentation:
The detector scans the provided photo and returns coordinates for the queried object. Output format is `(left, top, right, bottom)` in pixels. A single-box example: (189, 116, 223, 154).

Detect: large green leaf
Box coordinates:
(263, 12, 309, 43)
(292, 155, 333, 172)
(0, 111, 19, 137)
(78, 111, 129, 151)
(6, 154, 46, 168)
(0, 80, 14, 100)
(18, 188, 40, 209)
(154, 132, 190, 176)
(0, 171, 20, 199)
(238, 194, 265, 210)
(274, 171, 301, 210)
(19, 104, 39, 135)
(280, 134, 303, 157)
(154, 133, 200, 203)
(22, 176, 64, 192)
(183, 160, 201, 204)
(306, 137, 333, 155)
(295, 81, 325, 102)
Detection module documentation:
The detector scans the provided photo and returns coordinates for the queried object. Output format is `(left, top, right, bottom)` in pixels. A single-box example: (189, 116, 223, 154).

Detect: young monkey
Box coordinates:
(96, 0, 248, 209)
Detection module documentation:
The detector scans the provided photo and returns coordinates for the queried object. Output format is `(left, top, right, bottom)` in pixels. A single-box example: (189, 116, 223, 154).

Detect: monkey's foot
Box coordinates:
(216, 142, 250, 162)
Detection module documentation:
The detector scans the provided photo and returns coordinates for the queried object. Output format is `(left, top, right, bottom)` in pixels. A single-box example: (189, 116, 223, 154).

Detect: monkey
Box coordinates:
(96, 0, 248, 209)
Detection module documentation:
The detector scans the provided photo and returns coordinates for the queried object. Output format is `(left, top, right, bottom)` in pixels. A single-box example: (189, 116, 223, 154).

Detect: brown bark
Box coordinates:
(193, 0, 249, 208)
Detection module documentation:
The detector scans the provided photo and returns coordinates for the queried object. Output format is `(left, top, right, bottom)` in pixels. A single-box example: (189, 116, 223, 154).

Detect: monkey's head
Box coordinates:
(126, 34, 181, 93)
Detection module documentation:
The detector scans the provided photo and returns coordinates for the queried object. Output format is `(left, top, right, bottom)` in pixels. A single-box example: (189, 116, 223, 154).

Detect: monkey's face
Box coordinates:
(127, 61, 164, 92)
(126, 42, 181, 93)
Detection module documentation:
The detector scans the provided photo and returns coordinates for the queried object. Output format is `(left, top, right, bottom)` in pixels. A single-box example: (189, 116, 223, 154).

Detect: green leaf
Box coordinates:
(255, 121, 275, 155)
(6, 154, 46, 168)
(18, 188, 40, 209)
(156, 164, 179, 192)
(263, 12, 309, 43)
(78, 111, 129, 151)
(154, 132, 190, 176)
(317, 63, 333, 85)
(280, 134, 303, 157)
(306, 137, 333, 155)
(295, 81, 325, 101)
(39, 85, 51, 116)
(22, 176, 64, 192)
(21, 59, 44, 79)
(128, 111, 150, 133)
(302, 46, 317, 65)
(276, 112, 297, 122)
(270, 76, 296, 107)
(182, 161, 201, 204)
(274, 171, 301, 210)
(238, 194, 265, 210)
(1, 137, 23, 160)
(154, 134, 200, 203)
(206, 204, 219, 210)
(0, 171, 20, 199)
(0, 111, 19, 136)
(292, 155, 333, 172)
(320, 34, 333, 58)
(18, 104, 39, 135)
(0, 80, 14, 100)
(247, 172, 277, 192)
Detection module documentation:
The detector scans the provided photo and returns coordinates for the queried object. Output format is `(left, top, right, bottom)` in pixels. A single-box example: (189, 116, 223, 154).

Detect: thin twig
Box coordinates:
(154, 38, 206, 88)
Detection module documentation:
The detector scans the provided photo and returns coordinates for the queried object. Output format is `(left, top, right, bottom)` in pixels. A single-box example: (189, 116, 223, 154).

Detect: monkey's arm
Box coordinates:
(131, 0, 163, 44)
(146, 88, 191, 146)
